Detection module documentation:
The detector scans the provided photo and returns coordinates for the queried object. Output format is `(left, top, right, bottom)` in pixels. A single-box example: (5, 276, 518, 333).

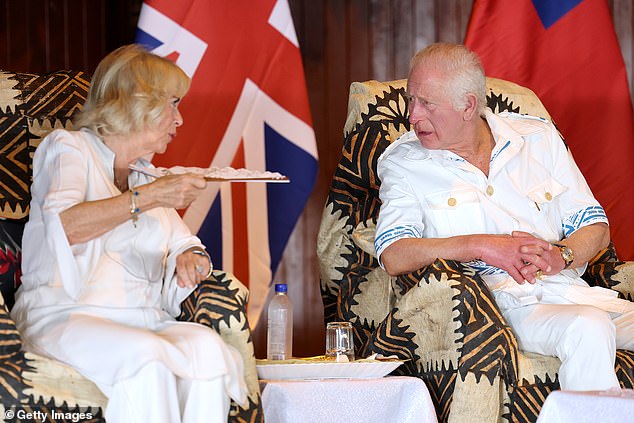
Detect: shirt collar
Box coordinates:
(80, 128, 153, 187)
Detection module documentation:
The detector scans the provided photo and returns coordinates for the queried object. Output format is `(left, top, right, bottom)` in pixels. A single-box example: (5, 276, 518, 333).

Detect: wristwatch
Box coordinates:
(552, 243, 574, 269)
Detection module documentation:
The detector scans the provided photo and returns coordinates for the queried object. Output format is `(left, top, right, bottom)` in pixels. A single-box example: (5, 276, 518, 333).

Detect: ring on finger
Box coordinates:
(535, 269, 543, 279)
(195, 265, 205, 275)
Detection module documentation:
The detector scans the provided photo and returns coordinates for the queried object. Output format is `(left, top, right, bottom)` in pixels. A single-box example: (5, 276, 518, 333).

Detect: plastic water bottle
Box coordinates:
(267, 283, 293, 360)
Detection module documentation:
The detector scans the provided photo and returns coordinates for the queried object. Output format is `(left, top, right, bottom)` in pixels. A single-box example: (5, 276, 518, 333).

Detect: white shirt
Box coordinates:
(13, 129, 198, 325)
(374, 111, 626, 312)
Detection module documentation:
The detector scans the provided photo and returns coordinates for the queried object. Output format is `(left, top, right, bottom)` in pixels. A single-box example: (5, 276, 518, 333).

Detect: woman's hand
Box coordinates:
(146, 173, 207, 210)
(175, 247, 213, 288)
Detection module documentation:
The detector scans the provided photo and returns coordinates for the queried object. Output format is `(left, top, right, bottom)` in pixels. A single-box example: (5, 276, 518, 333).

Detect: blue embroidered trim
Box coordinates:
(463, 260, 506, 276)
(490, 140, 511, 163)
(374, 225, 423, 254)
(562, 206, 608, 237)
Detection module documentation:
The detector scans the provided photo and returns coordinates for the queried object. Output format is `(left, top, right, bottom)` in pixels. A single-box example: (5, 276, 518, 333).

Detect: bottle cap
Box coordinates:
(274, 283, 288, 293)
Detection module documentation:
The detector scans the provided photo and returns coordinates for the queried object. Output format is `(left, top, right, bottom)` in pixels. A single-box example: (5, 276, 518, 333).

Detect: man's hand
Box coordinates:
(478, 231, 553, 284)
(511, 231, 564, 283)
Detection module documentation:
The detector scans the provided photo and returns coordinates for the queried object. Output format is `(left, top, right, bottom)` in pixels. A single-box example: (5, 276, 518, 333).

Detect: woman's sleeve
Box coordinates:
(35, 130, 90, 299)
(161, 209, 211, 317)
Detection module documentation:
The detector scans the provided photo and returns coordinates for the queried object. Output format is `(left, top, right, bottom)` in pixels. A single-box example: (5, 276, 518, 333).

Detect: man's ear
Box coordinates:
(463, 93, 478, 120)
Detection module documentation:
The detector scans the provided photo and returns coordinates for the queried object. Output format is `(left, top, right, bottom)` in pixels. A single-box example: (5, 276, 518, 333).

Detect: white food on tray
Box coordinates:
(255, 359, 404, 380)
(129, 164, 289, 182)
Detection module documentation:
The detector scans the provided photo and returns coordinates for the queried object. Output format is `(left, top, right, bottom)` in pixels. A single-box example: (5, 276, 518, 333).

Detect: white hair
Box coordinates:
(409, 43, 487, 116)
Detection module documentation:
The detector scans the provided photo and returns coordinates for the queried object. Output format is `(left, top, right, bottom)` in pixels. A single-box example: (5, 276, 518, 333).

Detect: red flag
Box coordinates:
(465, 0, 634, 259)
(136, 0, 318, 326)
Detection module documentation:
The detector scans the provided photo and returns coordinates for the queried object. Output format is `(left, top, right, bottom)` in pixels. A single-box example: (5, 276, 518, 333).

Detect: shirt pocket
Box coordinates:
(525, 177, 567, 237)
(423, 189, 485, 237)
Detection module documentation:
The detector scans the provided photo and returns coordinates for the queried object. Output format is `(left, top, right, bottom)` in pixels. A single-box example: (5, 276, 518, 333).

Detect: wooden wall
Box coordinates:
(1, 0, 633, 358)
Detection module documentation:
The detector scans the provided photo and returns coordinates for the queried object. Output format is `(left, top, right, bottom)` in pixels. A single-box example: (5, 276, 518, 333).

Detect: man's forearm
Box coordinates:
(557, 223, 610, 268)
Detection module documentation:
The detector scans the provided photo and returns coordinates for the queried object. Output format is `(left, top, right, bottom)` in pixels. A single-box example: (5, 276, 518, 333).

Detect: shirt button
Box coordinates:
(486, 185, 494, 196)
(447, 198, 457, 207)
(545, 192, 553, 201)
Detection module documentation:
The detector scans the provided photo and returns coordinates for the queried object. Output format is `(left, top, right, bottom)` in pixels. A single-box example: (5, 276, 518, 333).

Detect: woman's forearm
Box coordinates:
(60, 190, 148, 244)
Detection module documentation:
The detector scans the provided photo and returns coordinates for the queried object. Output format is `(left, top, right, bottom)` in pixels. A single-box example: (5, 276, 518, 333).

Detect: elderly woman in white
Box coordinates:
(11, 44, 247, 423)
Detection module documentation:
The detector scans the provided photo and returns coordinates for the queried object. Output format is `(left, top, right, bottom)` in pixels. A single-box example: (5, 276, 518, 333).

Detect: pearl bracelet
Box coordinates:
(191, 248, 213, 279)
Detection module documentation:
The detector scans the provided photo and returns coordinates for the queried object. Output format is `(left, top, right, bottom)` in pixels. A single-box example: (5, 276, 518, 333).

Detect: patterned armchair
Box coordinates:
(0, 70, 263, 422)
(317, 78, 634, 423)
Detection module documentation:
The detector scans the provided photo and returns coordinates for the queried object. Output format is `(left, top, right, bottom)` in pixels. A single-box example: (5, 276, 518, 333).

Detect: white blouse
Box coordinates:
(13, 129, 198, 323)
(11, 129, 247, 404)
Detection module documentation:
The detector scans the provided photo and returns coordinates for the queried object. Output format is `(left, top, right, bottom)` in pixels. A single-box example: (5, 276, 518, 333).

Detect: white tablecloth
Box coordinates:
(261, 376, 437, 423)
(537, 389, 634, 423)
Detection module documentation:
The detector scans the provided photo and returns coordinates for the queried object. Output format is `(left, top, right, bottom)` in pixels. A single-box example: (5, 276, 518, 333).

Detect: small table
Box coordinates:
(536, 389, 634, 422)
(261, 376, 437, 423)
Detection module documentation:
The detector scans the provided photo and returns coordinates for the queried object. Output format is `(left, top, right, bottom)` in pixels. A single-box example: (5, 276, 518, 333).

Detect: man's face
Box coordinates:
(406, 65, 466, 150)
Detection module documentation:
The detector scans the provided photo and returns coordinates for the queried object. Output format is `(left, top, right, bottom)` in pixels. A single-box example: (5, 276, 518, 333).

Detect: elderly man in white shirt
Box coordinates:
(374, 42, 634, 391)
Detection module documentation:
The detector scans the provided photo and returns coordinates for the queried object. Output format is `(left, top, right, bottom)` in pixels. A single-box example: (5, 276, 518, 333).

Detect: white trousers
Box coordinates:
(103, 361, 231, 423)
(503, 303, 634, 390)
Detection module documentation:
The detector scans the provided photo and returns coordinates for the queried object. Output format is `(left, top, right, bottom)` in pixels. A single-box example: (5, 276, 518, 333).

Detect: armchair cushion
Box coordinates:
(0, 289, 21, 360)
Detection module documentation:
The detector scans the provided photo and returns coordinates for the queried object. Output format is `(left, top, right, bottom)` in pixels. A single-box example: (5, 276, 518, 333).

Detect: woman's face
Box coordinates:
(139, 96, 183, 155)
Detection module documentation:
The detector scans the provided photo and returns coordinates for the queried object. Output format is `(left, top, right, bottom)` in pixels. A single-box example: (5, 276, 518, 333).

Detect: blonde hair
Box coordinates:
(409, 43, 487, 116)
(74, 44, 190, 136)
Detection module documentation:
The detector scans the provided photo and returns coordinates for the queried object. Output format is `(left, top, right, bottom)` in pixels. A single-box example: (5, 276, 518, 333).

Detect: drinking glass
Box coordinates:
(325, 322, 355, 362)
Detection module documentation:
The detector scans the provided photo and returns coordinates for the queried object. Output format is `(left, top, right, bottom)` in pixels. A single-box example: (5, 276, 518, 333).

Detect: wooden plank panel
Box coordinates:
(66, 0, 87, 70)
(88, 0, 108, 73)
(1, 1, 9, 65)
(348, 0, 372, 83)
(413, 0, 436, 56)
(45, 0, 67, 70)
(436, 0, 462, 43)
(369, 0, 392, 81)
(393, 0, 415, 79)
(4, 0, 46, 73)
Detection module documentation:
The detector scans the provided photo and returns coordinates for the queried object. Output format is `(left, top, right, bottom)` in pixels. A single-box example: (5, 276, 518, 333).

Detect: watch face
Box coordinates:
(561, 246, 574, 264)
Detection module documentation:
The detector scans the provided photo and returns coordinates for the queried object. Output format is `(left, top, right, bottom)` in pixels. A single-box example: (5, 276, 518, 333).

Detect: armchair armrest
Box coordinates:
(361, 258, 518, 385)
(0, 292, 21, 360)
(178, 270, 263, 423)
(584, 260, 634, 302)
(359, 259, 519, 422)
(582, 242, 634, 301)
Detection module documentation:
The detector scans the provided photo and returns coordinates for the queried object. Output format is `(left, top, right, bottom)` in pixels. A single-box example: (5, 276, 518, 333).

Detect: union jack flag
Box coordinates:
(136, 0, 318, 325)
